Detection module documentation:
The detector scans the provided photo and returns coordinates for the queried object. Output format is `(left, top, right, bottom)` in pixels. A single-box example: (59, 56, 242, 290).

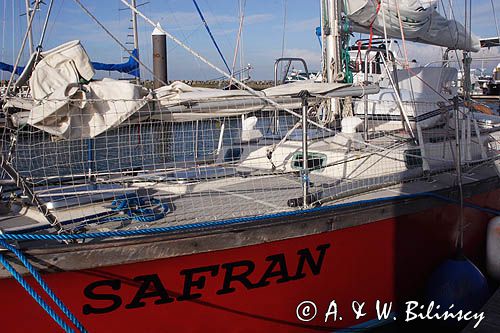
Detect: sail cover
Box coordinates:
(28, 40, 148, 139)
(345, 0, 480, 52)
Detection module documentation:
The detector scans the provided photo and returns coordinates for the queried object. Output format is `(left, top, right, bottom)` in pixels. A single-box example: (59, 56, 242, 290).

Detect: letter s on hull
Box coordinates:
(83, 280, 122, 315)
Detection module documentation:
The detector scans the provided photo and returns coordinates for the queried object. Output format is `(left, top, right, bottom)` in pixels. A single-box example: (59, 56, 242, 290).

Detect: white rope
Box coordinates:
(393, 0, 409, 69)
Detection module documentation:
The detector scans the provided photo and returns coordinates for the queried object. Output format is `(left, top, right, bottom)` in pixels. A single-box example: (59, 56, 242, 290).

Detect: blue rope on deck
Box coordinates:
(0, 240, 87, 333)
(0, 191, 498, 242)
(100, 193, 171, 223)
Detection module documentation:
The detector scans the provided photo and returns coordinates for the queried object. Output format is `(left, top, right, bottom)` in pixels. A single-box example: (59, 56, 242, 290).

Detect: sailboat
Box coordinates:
(0, 0, 499, 332)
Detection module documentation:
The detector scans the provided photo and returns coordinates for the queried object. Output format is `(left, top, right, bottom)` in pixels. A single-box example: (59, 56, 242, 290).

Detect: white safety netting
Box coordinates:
(1, 90, 499, 234)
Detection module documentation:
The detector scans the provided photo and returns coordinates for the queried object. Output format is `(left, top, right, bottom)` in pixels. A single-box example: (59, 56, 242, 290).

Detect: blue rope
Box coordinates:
(0, 240, 87, 333)
(0, 254, 74, 332)
(2, 192, 499, 242)
(0, 254, 75, 332)
(315, 26, 322, 47)
(99, 193, 171, 223)
(192, 0, 231, 73)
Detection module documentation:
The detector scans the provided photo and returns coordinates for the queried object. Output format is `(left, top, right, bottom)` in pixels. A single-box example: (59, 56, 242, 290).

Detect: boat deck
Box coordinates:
(1, 161, 498, 237)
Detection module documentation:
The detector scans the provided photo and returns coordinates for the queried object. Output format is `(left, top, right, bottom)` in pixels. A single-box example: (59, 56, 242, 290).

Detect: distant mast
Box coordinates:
(321, 0, 342, 83)
(131, 0, 140, 82)
(24, 0, 34, 54)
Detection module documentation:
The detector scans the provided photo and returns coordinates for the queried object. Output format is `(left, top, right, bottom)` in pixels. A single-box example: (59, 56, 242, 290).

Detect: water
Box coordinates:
(5, 114, 298, 182)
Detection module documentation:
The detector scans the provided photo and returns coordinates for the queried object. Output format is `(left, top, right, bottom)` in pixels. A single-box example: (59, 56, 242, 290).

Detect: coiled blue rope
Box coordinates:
(99, 193, 171, 223)
(0, 240, 87, 332)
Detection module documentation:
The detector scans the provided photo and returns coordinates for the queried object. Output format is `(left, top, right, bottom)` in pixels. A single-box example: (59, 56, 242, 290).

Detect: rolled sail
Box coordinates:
(0, 62, 23, 75)
(92, 49, 140, 77)
(345, 0, 480, 52)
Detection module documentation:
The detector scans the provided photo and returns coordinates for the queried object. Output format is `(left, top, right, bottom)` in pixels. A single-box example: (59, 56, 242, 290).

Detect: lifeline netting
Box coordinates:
(1, 93, 499, 234)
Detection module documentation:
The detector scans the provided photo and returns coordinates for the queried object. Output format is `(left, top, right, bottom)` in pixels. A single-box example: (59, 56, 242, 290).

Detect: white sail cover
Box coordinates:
(28, 41, 149, 139)
(150, 81, 350, 122)
(345, 0, 480, 52)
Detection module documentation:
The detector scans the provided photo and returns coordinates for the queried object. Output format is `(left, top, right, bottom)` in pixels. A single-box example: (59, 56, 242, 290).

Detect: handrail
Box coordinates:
(274, 57, 310, 86)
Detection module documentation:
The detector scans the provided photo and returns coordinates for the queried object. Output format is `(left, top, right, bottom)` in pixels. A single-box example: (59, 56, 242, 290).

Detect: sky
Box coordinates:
(0, 0, 500, 81)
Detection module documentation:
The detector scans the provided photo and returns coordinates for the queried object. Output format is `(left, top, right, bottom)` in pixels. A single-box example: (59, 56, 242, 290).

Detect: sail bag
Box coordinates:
(345, 0, 480, 52)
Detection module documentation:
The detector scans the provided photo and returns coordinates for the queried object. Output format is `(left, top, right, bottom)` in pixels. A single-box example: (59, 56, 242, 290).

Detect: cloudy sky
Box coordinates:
(0, 0, 499, 80)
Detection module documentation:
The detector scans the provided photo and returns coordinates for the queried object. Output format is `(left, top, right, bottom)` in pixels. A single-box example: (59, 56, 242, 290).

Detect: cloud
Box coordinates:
(151, 11, 273, 29)
(245, 14, 274, 25)
(286, 18, 319, 33)
(283, 48, 321, 67)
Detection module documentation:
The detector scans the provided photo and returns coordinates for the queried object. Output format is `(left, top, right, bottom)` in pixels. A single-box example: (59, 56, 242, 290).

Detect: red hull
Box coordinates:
(0, 190, 498, 332)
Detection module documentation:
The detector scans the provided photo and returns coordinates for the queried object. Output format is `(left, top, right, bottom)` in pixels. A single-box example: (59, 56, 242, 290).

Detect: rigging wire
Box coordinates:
(191, 0, 231, 73)
(45, 0, 65, 47)
(438, 0, 460, 69)
(393, 0, 409, 69)
(72, 0, 166, 86)
(281, 0, 287, 59)
(11, 0, 14, 70)
(239, 0, 244, 76)
(441, 0, 464, 73)
(229, 0, 246, 86)
(278, 0, 287, 81)
(201, 0, 234, 57)
(3, 0, 40, 97)
(491, 0, 500, 43)
(37, 0, 55, 51)
(1, 0, 6, 81)
(165, 0, 206, 80)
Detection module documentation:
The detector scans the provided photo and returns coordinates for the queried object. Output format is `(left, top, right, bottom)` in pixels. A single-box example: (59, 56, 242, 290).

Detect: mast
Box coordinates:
(321, 0, 342, 83)
(131, 0, 140, 81)
(24, 0, 34, 54)
(320, 0, 346, 122)
(462, 0, 472, 101)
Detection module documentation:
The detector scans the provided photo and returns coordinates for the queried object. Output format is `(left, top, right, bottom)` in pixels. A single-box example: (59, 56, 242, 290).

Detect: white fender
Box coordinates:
(241, 116, 262, 143)
(487, 216, 500, 282)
